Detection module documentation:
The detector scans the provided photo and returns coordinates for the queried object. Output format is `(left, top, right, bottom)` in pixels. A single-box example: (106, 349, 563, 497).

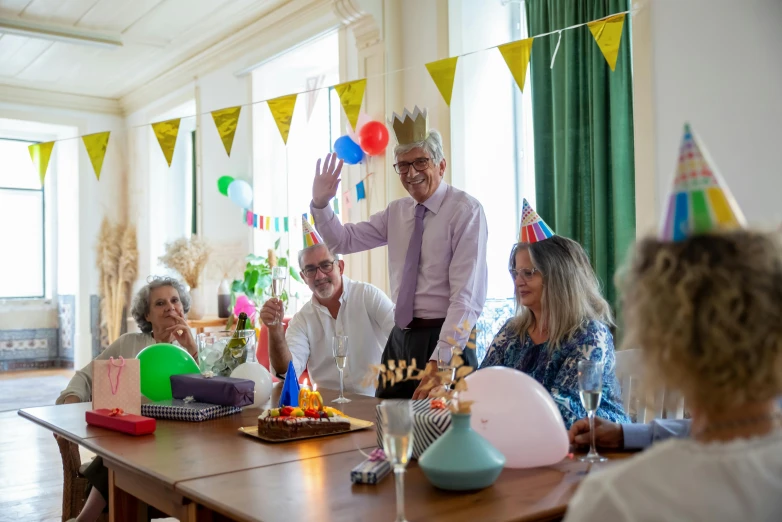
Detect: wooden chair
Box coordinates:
(55, 436, 108, 522)
(615, 348, 686, 423)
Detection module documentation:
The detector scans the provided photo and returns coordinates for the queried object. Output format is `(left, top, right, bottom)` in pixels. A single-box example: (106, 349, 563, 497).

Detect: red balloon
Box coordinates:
(358, 121, 389, 156)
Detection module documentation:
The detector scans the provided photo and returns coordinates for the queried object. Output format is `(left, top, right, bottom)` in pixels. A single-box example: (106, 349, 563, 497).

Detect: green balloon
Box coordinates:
(136, 343, 200, 401)
(217, 175, 235, 196)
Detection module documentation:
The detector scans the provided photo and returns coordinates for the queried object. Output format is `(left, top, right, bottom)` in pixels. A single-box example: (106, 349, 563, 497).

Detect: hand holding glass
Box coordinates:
(332, 335, 350, 403)
(380, 400, 413, 522)
(270, 266, 287, 326)
(577, 360, 607, 463)
(437, 346, 456, 388)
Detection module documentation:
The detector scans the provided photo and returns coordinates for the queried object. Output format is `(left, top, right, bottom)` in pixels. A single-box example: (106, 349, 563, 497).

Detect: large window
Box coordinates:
(0, 138, 46, 298)
(252, 32, 341, 309)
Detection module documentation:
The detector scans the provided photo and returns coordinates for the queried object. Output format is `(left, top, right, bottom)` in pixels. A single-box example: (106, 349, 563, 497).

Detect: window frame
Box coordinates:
(0, 137, 46, 299)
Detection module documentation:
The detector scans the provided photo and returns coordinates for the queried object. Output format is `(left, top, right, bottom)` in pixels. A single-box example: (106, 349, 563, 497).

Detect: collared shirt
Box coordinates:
(286, 276, 395, 396)
(311, 182, 488, 355)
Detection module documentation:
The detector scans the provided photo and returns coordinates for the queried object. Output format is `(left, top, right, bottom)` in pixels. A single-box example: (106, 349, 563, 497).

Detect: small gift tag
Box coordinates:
(350, 449, 391, 485)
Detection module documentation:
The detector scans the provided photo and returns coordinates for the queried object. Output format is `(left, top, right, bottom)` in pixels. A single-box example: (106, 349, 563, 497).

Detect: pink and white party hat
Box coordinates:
(302, 213, 323, 248)
(659, 124, 745, 241)
(519, 199, 555, 243)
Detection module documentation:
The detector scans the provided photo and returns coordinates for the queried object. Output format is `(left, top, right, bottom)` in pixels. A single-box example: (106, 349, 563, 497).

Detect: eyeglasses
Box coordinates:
(393, 157, 431, 174)
(509, 267, 540, 282)
(301, 261, 336, 278)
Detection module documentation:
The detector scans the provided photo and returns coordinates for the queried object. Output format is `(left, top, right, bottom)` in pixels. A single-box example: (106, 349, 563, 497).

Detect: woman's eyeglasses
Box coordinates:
(302, 261, 336, 278)
(509, 268, 540, 282)
(393, 157, 431, 174)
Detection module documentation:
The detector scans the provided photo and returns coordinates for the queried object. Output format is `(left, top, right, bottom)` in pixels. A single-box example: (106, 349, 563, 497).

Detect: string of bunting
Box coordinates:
(26, 12, 627, 187)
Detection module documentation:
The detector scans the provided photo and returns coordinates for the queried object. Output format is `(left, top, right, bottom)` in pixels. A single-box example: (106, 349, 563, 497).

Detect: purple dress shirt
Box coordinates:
(310, 182, 488, 355)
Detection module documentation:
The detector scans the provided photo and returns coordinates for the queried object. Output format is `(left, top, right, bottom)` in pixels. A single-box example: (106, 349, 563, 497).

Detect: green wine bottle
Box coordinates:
(220, 312, 249, 375)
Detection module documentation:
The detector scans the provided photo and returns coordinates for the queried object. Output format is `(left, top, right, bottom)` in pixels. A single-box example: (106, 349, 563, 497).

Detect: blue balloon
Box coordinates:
(227, 179, 253, 208)
(334, 135, 364, 165)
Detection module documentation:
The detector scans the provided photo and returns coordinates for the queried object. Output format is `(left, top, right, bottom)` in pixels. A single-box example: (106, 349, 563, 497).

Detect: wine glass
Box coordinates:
(270, 266, 287, 326)
(379, 400, 413, 522)
(332, 335, 350, 403)
(578, 360, 608, 463)
(436, 345, 456, 389)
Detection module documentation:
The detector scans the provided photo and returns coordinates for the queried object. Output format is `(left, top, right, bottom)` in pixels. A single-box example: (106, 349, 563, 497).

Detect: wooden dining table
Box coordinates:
(18, 385, 632, 522)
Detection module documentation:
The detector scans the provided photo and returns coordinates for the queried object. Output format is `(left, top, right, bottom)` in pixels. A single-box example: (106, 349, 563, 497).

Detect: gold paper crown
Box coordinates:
(389, 106, 428, 146)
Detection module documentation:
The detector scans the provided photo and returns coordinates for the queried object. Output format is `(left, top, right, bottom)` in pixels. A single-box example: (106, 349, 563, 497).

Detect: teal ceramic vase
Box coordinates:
(418, 412, 505, 490)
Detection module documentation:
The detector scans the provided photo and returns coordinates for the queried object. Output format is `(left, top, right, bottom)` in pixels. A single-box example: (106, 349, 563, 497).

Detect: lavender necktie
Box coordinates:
(395, 204, 426, 329)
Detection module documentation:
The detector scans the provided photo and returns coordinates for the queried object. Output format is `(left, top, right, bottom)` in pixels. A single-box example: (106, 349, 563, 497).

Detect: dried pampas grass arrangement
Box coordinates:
(158, 236, 211, 290)
(96, 218, 138, 344)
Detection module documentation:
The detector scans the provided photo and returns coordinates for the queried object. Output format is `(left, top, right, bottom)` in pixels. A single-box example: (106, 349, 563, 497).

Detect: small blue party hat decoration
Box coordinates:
(279, 360, 301, 407)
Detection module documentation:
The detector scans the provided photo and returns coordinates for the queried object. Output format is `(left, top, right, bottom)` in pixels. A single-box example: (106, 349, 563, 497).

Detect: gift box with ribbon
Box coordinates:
(85, 408, 156, 436)
(376, 399, 451, 459)
(170, 373, 254, 407)
(350, 449, 391, 485)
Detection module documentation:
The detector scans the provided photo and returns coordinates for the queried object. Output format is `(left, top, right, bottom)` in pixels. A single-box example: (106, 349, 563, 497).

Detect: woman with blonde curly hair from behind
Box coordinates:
(566, 127, 782, 521)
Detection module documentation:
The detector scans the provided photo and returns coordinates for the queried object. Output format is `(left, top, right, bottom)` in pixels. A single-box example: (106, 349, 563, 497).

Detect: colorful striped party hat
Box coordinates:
(302, 213, 323, 248)
(519, 198, 555, 243)
(660, 124, 745, 242)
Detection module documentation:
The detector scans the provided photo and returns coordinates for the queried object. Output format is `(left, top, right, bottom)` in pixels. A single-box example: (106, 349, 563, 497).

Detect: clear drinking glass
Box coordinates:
(436, 345, 456, 388)
(379, 400, 414, 522)
(332, 335, 350, 403)
(196, 329, 256, 377)
(270, 266, 288, 326)
(577, 360, 608, 463)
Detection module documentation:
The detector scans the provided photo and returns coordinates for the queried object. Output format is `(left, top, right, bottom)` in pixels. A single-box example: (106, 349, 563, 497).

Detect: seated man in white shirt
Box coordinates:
(260, 230, 395, 396)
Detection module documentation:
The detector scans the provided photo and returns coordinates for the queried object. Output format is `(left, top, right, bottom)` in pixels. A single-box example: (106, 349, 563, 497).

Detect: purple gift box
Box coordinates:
(170, 374, 254, 407)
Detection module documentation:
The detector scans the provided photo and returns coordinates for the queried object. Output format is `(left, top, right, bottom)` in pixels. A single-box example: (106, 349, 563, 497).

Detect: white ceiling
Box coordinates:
(0, 0, 285, 101)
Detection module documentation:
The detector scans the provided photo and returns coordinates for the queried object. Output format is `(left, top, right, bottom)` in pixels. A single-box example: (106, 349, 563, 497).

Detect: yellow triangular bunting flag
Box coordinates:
(267, 94, 298, 145)
(425, 56, 459, 106)
(211, 106, 242, 157)
(81, 131, 111, 180)
(28, 141, 55, 186)
(333, 79, 367, 131)
(151, 118, 181, 167)
(588, 14, 625, 71)
(498, 38, 534, 93)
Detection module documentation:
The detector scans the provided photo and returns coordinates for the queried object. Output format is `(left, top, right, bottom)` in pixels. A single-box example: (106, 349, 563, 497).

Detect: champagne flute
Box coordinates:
(270, 266, 287, 326)
(379, 400, 413, 522)
(578, 360, 608, 463)
(437, 345, 457, 389)
(332, 335, 350, 403)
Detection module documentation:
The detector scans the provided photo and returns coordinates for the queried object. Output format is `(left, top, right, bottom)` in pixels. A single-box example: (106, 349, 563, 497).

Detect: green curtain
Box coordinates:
(525, 0, 635, 311)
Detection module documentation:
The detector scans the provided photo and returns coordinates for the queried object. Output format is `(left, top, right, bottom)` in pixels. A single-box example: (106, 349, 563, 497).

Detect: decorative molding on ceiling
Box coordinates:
(120, 0, 381, 115)
(0, 84, 122, 116)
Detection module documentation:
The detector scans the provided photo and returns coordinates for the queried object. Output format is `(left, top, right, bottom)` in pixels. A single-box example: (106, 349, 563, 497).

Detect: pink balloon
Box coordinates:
(461, 367, 569, 468)
(347, 112, 373, 142)
(233, 295, 256, 320)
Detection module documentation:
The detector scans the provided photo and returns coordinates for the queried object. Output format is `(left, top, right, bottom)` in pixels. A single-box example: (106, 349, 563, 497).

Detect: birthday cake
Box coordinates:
(257, 386, 351, 440)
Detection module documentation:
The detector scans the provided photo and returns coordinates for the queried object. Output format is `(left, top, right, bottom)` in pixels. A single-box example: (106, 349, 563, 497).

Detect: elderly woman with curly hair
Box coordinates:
(57, 276, 195, 522)
(565, 230, 782, 521)
(478, 235, 629, 429)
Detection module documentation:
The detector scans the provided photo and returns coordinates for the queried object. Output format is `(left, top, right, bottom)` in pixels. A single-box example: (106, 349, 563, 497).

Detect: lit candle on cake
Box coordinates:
(309, 383, 324, 411)
(301, 377, 310, 390)
(298, 388, 310, 409)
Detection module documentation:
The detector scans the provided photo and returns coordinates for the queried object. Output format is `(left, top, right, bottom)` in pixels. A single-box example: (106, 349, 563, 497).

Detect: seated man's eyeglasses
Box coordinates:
(302, 261, 336, 278)
(393, 157, 431, 174)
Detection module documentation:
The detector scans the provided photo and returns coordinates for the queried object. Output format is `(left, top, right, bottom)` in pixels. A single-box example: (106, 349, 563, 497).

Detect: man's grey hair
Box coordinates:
(393, 129, 445, 164)
(297, 243, 341, 269)
(131, 276, 191, 334)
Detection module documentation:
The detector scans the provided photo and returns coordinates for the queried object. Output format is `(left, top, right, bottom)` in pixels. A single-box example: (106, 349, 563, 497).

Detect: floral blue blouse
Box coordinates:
(479, 319, 629, 428)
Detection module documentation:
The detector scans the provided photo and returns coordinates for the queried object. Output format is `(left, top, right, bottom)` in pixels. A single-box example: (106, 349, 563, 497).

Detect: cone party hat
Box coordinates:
(519, 198, 555, 243)
(659, 124, 745, 242)
(279, 360, 301, 407)
(302, 213, 323, 248)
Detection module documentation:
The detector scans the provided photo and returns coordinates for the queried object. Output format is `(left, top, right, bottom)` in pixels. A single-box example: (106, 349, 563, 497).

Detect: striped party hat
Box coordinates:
(519, 199, 555, 243)
(660, 124, 745, 241)
(302, 213, 323, 248)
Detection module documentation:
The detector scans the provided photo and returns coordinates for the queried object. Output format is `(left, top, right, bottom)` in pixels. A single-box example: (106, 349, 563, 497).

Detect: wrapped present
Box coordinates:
(86, 408, 156, 436)
(350, 449, 391, 485)
(170, 374, 254, 407)
(376, 399, 451, 459)
(142, 399, 242, 422)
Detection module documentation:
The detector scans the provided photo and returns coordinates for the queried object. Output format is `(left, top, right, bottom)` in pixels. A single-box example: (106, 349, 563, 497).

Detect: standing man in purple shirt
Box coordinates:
(309, 107, 488, 398)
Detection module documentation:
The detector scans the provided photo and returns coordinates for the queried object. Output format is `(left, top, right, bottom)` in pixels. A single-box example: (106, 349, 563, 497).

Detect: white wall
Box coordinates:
(635, 0, 782, 235)
(0, 102, 126, 368)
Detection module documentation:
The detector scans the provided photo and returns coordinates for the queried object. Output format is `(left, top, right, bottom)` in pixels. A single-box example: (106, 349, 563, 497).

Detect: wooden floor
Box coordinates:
(0, 369, 74, 413)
